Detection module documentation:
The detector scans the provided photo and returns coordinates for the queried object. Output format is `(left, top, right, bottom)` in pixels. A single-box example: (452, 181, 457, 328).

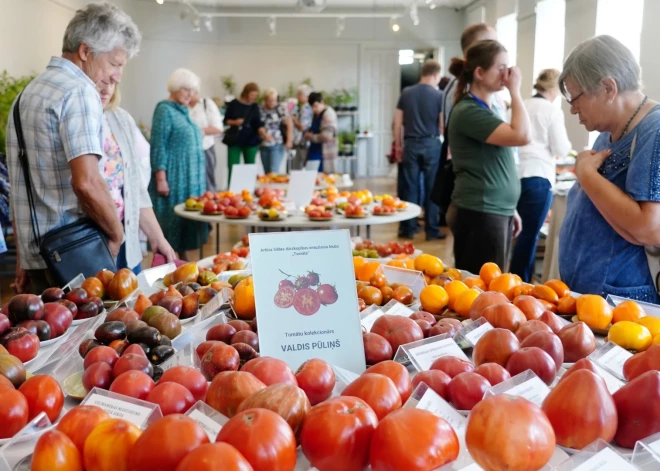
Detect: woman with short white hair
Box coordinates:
(558, 35, 660, 302)
(292, 84, 314, 169)
(259, 87, 292, 174)
(149, 68, 208, 260)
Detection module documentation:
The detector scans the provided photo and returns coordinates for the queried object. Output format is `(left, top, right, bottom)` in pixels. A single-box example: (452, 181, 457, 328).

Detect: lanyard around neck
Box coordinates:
(469, 93, 490, 110)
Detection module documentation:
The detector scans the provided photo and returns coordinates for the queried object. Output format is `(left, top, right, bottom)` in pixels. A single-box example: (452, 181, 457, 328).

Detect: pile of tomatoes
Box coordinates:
(274, 271, 338, 316)
(354, 239, 415, 258)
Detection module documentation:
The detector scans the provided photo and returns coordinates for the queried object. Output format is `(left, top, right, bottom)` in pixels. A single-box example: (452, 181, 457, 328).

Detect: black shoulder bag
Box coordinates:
(13, 94, 116, 286)
(222, 102, 254, 147)
(430, 109, 455, 215)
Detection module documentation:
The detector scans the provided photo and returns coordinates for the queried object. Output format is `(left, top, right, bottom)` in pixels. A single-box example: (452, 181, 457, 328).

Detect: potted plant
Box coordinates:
(220, 75, 237, 101)
(348, 87, 359, 112)
(0, 70, 35, 156)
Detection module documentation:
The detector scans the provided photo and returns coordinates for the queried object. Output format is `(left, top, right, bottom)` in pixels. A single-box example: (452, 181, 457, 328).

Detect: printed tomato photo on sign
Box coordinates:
(274, 269, 337, 316)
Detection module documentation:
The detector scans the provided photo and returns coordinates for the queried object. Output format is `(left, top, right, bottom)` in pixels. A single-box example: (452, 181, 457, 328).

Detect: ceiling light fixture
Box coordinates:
(203, 16, 212, 32)
(336, 17, 346, 37)
(267, 16, 277, 36)
(156, 0, 164, 4)
(391, 16, 400, 32)
(192, 16, 201, 32)
(425, 0, 432, 3)
(429, 2, 437, 10)
(410, 4, 420, 26)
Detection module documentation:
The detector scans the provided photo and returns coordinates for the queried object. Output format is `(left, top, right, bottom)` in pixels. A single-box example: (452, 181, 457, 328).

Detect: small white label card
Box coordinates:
(201, 292, 225, 319)
(81, 388, 161, 428)
(360, 305, 385, 332)
(382, 300, 415, 317)
(593, 364, 625, 394)
(485, 370, 551, 407)
(455, 318, 494, 347)
(572, 447, 638, 471)
(185, 401, 228, 441)
(287, 170, 318, 208)
(410, 384, 467, 435)
(229, 163, 257, 194)
(63, 273, 85, 291)
(249, 230, 366, 373)
(588, 342, 633, 381)
(649, 438, 660, 456)
(382, 265, 427, 298)
(139, 263, 176, 288)
(458, 464, 483, 471)
(332, 364, 361, 385)
(404, 335, 469, 372)
(160, 343, 195, 371)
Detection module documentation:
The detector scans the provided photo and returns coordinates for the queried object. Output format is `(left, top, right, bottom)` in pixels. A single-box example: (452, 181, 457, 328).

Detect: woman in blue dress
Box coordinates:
(149, 68, 208, 259)
(558, 36, 660, 303)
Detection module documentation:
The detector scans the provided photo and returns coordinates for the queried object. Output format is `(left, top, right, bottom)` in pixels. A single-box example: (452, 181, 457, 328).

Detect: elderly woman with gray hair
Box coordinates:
(558, 35, 660, 303)
(6, 2, 140, 293)
(149, 68, 208, 259)
(260, 87, 292, 174)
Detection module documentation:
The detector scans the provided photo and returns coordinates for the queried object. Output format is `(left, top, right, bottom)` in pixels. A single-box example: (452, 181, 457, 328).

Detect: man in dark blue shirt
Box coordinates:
(394, 60, 445, 240)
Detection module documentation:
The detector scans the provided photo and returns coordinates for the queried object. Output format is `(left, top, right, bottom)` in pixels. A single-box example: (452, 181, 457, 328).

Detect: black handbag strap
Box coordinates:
(13, 93, 42, 248)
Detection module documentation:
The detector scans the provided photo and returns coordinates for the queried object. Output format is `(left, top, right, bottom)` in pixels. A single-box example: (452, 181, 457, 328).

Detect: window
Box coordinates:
(398, 50, 414, 65)
(588, 0, 644, 146)
(533, 0, 566, 79)
(466, 6, 486, 25)
(497, 13, 518, 66)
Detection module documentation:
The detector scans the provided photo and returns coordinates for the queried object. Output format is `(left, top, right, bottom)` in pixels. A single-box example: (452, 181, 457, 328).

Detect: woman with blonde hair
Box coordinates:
(223, 82, 268, 182)
(98, 82, 176, 272)
(260, 87, 292, 174)
(149, 68, 208, 259)
(510, 68, 572, 282)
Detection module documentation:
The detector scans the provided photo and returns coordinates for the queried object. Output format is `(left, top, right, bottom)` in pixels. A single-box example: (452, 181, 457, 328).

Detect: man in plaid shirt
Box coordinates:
(5, 2, 141, 293)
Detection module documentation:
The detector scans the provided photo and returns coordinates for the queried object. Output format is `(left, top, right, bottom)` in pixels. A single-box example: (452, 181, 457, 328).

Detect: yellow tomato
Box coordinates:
(637, 316, 660, 338)
(608, 321, 652, 352)
(576, 294, 613, 330)
(420, 285, 449, 315)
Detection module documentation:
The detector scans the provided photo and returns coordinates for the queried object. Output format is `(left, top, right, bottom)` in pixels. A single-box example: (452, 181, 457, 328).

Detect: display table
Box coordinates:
(174, 203, 422, 256)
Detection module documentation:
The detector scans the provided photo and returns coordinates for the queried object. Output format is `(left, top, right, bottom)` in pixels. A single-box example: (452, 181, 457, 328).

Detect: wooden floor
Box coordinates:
(0, 176, 454, 303)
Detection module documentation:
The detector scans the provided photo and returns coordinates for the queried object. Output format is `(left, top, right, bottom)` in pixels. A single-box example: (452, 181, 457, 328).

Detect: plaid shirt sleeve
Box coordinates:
(58, 85, 104, 161)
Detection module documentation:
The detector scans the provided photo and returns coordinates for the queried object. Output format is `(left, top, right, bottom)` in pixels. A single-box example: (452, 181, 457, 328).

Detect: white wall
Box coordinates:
(640, 0, 660, 101)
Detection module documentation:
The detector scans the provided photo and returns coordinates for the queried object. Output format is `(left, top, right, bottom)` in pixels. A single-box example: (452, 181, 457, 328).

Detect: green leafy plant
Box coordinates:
(220, 75, 237, 97)
(301, 77, 313, 87)
(0, 70, 35, 154)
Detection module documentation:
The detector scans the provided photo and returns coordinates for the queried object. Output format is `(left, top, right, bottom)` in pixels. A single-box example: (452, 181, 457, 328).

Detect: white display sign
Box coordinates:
(462, 321, 494, 347)
(288, 170, 318, 208)
(593, 364, 625, 394)
(572, 447, 638, 471)
(416, 388, 467, 434)
(408, 338, 469, 371)
(84, 393, 153, 427)
(249, 230, 366, 373)
(384, 301, 415, 317)
(590, 344, 633, 380)
(187, 409, 222, 441)
(459, 464, 483, 471)
(138, 263, 176, 288)
(361, 309, 384, 332)
(229, 164, 257, 194)
(649, 439, 660, 456)
(504, 376, 551, 406)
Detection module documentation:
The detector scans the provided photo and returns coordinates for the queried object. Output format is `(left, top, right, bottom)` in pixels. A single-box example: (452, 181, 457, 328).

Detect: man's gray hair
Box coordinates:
(62, 2, 141, 59)
(559, 35, 641, 98)
(297, 84, 312, 97)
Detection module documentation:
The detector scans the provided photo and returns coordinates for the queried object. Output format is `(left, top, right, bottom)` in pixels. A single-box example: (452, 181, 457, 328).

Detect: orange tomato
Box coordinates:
(576, 294, 613, 330)
(430, 275, 453, 287)
(454, 288, 480, 317)
(353, 256, 367, 275)
(392, 286, 414, 305)
(511, 284, 533, 298)
(637, 316, 660, 338)
(479, 262, 502, 286)
(531, 285, 559, 304)
(233, 277, 256, 320)
(612, 300, 646, 324)
(386, 259, 407, 269)
(380, 286, 394, 304)
(81, 277, 105, 299)
(56, 406, 110, 455)
(420, 285, 449, 315)
(404, 259, 416, 270)
(557, 296, 577, 315)
(463, 277, 486, 290)
(488, 274, 520, 300)
(444, 268, 462, 281)
(32, 430, 83, 471)
(370, 272, 387, 288)
(84, 419, 142, 471)
(359, 286, 384, 306)
(544, 279, 570, 298)
(444, 280, 469, 312)
(357, 262, 382, 283)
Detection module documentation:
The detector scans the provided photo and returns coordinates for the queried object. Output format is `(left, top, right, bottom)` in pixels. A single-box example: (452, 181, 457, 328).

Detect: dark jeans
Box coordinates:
(399, 137, 441, 237)
(510, 177, 554, 282)
(447, 205, 513, 275)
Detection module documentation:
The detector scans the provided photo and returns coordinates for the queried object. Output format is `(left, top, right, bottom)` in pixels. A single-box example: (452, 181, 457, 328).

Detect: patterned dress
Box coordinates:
(149, 100, 208, 253)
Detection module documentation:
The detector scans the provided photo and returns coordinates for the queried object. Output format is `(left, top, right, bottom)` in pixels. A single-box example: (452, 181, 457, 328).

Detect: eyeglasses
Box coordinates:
(566, 91, 586, 106)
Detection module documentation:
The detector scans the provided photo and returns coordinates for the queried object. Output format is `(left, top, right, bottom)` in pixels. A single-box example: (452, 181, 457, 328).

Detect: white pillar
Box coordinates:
(517, 0, 538, 96)
(640, 0, 660, 101)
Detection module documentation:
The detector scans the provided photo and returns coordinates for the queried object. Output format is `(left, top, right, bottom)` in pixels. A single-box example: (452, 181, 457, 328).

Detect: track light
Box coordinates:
(429, 2, 437, 9)
(410, 4, 420, 26)
(192, 16, 201, 32)
(336, 17, 345, 37)
(391, 16, 400, 32)
(267, 16, 277, 36)
(203, 16, 212, 32)
(156, 0, 164, 4)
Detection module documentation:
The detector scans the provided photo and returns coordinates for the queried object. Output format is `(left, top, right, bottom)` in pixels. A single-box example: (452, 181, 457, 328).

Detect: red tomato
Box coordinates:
(216, 408, 297, 471)
(506, 347, 557, 386)
(227, 320, 251, 332)
(196, 340, 225, 361)
(206, 324, 237, 343)
(128, 415, 210, 471)
(109, 371, 155, 400)
(365, 360, 412, 403)
(206, 371, 266, 418)
(241, 357, 297, 386)
(341, 373, 401, 420)
(613, 370, 660, 448)
(467, 395, 556, 471)
(472, 328, 520, 367)
(31, 430, 83, 471)
(83, 346, 119, 370)
(56, 405, 110, 454)
(82, 362, 113, 391)
(159, 365, 208, 402)
(0, 386, 29, 439)
(18, 375, 64, 422)
(411, 370, 451, 399)
(430, 356, 475, 378)
(201, 344, 240, 381)
(1, 327, 39, 362)
(146, 382, 195, 416)
(447, 372, 491, 411)
(84, 418, 142, 471)
(370, 315, 424, 352)
(175, 443, 253, 471)
(474, 363, 511, 387)
(370, 408, 459, 471)
(301, 396, 378, 471)
(295, 359, 336, 405)
(363, 332, 393, 365)
(112, 353, 154, 378)
(293, 288, 321, 316)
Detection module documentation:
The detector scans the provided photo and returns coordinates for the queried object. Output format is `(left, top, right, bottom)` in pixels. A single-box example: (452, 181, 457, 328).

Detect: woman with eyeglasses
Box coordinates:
(558, 35, 660, 303)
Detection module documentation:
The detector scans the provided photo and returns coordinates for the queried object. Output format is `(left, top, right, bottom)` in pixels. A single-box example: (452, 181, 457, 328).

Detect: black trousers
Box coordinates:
(447, 205, 513, 275)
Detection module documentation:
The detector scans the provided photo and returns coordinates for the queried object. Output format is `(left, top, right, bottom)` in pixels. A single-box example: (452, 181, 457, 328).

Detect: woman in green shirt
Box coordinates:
(447, 40, 531, 275)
